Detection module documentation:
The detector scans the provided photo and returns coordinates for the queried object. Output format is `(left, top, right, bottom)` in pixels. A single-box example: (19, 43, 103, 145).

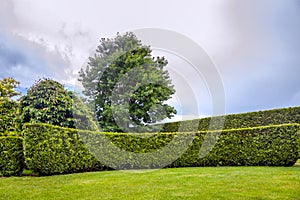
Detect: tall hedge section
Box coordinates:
(23, 123, 299, 175)
(160, 106, 300, 132)
(0, 136, 24, 176)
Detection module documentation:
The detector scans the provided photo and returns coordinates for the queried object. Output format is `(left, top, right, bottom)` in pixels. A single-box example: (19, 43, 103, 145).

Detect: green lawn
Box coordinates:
(1, 164, 300, 200)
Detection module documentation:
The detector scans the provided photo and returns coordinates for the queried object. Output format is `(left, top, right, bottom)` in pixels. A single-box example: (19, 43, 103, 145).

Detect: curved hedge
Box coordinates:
(160, 106, 300, 132)
(0, 136, 24, 176)
(23, 123, 299, 175)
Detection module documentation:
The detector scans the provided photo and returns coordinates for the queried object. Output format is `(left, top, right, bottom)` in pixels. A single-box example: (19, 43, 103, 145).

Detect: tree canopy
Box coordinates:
(0, 77, 20, 99)
(79, 32, 176, 132)
(18, 78, 98, 131)
(19, 79, 75, 128)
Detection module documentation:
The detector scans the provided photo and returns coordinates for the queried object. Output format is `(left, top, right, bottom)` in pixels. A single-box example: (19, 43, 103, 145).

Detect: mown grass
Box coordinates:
(1, 163, 300, 200)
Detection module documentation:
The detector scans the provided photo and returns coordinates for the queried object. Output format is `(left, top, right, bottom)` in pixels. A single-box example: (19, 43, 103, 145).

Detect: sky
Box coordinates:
(0, 0, 300, 121)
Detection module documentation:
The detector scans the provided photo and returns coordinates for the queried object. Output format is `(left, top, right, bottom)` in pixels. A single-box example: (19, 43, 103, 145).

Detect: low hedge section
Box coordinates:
(0, 136, 24, 176)
(23, 123, 299, 175)
(160, 106, 300, 132)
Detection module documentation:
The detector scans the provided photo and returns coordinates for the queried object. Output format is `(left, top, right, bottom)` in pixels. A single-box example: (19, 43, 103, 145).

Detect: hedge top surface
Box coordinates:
(23, 122, 300, 135)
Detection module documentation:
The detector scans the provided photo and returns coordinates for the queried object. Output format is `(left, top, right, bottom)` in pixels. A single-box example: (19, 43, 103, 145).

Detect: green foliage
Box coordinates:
(23, 123, 299, 175)
(0, 136, 24, 176)
(79, 32, 176, 132)
(68, 91, 99, 131)
(18, 79, 96, 131)
(173, 124, 299, 167)
(19, 79, 75, 128)
(23, 123, 106, 175)
(0, 78, 21, 133)
(0, 77, 20, 99)
(160, 106, 300, 132)
(0, 100, 19, 133)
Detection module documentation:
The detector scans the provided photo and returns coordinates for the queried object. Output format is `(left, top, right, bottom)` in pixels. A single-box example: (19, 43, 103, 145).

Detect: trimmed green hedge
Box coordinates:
(172, 124, 299, 167)
(0, 136, 24, 176)
(23, 123, 299, 175)
(160, 106, 300, 132)
(23, 123, 106, 175)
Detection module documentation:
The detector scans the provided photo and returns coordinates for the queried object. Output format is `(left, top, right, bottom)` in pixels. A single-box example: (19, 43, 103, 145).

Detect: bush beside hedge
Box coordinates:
(160, 106, 300, 132)
(0, 136, 24, 176)
(23, 123, 299, 175)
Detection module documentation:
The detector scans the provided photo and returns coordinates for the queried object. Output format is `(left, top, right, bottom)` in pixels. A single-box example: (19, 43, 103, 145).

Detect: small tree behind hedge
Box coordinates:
(19, 78, 98, 131)
(0, 100, 19, 133)
(0, 77, 20, 99)
(19, 79, 75, 128)
(0, 77, 20, 133)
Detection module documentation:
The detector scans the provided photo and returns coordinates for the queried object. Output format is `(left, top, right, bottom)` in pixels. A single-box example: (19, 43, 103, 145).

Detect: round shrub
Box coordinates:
(19, 79, 75, 128)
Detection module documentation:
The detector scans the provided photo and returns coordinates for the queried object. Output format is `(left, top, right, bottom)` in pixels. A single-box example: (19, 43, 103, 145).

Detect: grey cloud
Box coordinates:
(0, 31, 73, 88)
(0, 0, 77, 88)
(0, 33, 50, 83)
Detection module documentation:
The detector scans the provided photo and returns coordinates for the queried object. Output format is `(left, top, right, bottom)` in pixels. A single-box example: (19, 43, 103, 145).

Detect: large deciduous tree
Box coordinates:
(79, 32, 176, 132)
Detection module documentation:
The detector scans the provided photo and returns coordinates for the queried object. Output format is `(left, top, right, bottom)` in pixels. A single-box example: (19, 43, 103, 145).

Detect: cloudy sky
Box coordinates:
(1, 0, 300, 120)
